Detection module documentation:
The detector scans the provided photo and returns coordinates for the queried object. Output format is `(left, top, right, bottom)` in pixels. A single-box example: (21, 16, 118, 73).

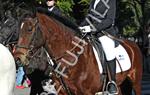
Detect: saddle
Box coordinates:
(88, 32, 131, 73)
(88, 34, 131, 94)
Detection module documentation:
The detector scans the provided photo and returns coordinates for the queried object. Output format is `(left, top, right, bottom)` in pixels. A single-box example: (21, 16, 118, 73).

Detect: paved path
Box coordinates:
(14, 87, 30, 95)
(14, 81, 31, 95)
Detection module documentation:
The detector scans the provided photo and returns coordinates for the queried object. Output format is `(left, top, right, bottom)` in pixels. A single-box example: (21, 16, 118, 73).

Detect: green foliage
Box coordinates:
(117, 0, 142, 37)
(56, 0, 74, 15)
(123, 25, 137, 36)
(79, 0, 90, 5)
(36, 0, 74, 15)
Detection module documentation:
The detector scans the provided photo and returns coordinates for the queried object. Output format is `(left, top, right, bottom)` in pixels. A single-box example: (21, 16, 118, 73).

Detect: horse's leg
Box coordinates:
(118, 87, 122, 95)
(122, 40, 142, 95)
(131, 79, 142, 95)
(128, 54, 142, 94)
(129, 57, 142, 95)
(127, 67, 142, 94)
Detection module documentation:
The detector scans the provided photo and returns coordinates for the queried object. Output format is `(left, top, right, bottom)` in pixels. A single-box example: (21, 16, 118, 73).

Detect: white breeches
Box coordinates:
(98, 35, 115, 61)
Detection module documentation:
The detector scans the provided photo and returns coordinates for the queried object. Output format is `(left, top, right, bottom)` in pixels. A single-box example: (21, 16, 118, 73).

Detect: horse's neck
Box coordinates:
(37, 13, 75, 57)
(46, 31, 74, 58)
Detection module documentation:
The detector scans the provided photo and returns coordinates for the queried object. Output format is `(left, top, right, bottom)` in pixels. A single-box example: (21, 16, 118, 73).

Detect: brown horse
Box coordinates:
(14, 12, 142, 95)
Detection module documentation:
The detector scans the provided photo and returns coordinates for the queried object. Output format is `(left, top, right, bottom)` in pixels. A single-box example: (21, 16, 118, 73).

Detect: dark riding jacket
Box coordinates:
(48, 6, 65, 18)
(80, 0, 117, 36)
(47, 6, 79, 30)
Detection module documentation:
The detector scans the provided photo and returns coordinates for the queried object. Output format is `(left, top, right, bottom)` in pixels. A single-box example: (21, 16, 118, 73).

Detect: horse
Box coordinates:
(14, 11, 143, 95)
(0, 43, 16, 95)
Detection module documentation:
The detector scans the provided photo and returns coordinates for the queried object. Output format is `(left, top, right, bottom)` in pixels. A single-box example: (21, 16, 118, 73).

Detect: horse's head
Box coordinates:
(14, 15, 45, 65)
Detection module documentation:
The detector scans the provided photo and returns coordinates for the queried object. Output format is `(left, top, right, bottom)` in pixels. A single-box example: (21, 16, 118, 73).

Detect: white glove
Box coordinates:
(79, 26, 91, 33)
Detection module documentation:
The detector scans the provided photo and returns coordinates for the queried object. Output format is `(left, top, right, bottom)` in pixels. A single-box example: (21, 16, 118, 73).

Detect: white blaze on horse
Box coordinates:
(0, 43, 16, 95)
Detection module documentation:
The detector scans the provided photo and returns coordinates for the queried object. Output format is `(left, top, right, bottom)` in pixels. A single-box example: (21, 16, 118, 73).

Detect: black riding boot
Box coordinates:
(107, 59, 118, 94)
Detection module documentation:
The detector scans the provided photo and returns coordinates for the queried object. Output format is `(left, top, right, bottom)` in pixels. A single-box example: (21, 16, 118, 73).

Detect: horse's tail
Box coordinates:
(121, 40, 143, 95)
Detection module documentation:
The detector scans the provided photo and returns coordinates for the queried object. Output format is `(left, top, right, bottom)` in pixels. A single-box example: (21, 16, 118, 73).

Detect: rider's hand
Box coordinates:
(78, 26, 91, 33)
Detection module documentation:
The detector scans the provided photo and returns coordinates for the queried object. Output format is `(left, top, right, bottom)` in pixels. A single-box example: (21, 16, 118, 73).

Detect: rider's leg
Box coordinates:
(107, 59, 118, 94)
(99, 36, 118, 94)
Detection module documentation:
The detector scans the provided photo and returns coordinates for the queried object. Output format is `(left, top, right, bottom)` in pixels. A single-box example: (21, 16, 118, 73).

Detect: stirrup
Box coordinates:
(106, 81, 119, 95)
(95, 91, 109, 95)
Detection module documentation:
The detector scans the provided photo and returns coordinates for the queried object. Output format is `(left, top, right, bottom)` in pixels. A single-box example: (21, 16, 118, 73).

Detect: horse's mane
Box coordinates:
(36, 7, 79, 32)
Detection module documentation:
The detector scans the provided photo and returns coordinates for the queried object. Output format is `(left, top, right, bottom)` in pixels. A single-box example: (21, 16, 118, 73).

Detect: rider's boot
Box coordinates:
(107, 59, 118, 94)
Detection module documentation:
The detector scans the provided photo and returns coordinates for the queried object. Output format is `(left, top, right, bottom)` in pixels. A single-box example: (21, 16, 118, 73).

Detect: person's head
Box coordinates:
(46, 0, 56, 7)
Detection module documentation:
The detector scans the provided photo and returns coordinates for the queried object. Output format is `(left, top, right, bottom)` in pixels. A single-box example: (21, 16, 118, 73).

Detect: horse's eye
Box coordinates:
(28, 26, 32, 32)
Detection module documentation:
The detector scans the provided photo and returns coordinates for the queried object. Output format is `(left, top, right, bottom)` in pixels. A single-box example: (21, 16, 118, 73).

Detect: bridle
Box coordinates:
(16, 17, 41, 60)
(15, 17, 73, 94)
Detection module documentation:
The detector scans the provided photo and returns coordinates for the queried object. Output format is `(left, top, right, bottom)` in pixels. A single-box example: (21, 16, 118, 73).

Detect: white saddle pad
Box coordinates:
(93, 44, 131, 74)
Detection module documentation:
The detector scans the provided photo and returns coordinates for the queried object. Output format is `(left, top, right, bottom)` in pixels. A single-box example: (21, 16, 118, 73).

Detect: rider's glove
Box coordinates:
(78, 26, 91, 33)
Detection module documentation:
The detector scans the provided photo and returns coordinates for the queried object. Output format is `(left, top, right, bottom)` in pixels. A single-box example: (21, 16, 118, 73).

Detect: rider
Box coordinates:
(79, 0, 118, 94)
(44, 0, 78, 31)
(46, 0, 64, 17)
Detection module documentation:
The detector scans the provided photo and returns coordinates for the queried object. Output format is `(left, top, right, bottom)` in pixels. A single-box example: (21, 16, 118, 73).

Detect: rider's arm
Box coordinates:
(91, 0, 116, 32)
